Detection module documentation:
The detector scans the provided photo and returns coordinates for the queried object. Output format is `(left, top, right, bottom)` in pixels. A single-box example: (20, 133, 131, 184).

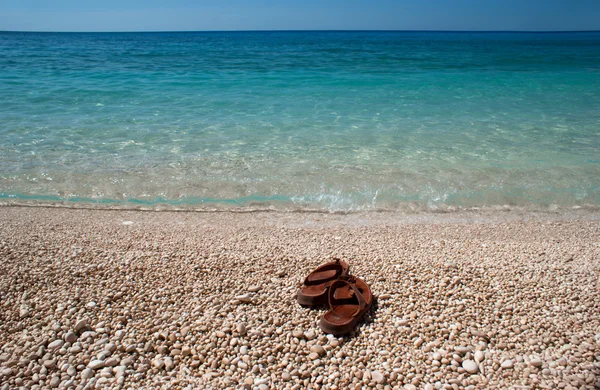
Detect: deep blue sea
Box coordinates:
(1, 31, 599, 212)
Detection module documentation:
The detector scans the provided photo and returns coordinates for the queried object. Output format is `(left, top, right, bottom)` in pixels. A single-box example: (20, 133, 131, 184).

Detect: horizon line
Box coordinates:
(1, 29, 600, 34)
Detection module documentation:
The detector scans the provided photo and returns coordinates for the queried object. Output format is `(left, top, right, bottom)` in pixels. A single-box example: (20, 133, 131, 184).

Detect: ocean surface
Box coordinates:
(1, 31, 599, 212)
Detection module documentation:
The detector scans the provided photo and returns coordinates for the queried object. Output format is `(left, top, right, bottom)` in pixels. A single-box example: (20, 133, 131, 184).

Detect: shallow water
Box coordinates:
(1, 31, 599, 212)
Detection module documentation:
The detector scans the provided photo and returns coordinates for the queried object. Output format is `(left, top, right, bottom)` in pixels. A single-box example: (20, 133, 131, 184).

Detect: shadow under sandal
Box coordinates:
(319, 276, 372, 335)
(297, 259, 350, 306)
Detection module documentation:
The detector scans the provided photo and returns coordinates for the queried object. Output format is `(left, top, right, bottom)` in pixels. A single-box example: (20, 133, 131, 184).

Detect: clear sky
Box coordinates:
(1, 0, 599, 32)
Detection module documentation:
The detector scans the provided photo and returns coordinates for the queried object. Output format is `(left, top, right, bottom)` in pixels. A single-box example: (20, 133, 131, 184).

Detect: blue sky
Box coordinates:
(1, 0, 599, 32)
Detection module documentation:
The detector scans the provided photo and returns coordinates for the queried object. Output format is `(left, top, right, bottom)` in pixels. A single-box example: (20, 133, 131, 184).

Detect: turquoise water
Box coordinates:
(1, 31, 599, 212)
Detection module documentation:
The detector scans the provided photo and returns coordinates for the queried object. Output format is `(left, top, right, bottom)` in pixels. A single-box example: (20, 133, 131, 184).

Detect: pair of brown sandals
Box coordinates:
(297, 259, 373, 335)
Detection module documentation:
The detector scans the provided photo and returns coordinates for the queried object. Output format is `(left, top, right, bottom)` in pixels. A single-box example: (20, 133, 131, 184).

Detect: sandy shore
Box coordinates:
(0, 207, 598, 390)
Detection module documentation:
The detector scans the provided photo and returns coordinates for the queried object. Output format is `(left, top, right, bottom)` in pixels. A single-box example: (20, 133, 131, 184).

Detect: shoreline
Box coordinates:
(2, 202, 600, 225)
(0, 206, 598, 389)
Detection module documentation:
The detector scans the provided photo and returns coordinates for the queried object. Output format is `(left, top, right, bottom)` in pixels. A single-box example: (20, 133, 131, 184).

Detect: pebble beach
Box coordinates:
(0, 207, 598, 390)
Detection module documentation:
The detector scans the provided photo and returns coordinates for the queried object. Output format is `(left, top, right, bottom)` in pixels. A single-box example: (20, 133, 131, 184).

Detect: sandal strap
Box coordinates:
(303, 259, 346, 286)
(328, 277, 367, 316)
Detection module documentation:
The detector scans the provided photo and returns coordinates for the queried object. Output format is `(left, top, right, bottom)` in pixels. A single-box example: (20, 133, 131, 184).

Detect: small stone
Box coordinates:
(153, 358, 165, 369)
(414, 338, 424, 347)
(292, 329, 304, 338)
(282, 371, 291, 381)
(462, 360, 479, 374)
(105, 343, 117, 353)
(88, 360, 104, 370)
(237, 323, 247, 336)
(235, 294, 252, 303)
(80, 330, 96, 339)
(48, 339, 64, 350)
(43, 360, 56, 370)
(64, 332, 77, 343)
(182, 346, 191, 356)
(104, 358, 119, 367)
(474, 351, 484, 363)
(70, 345, 82, 354)
(397, 319, 409, 326)
(309, 352, 319, 360)
(248, 285, 261, 292)
(19, 305, 30, 318)
(49, 375, 60, 388)
(501, 359, 514, 369)
(216, 331, 226, 338)
(164, 358, 174, 370)
(371, 370, 385, 384)
(81, 368, 94, 379)
(305, 330, 316, 340)
(310, 345, 325, 356)
(379, 294, 391, 299)
(74, 319, 88, 334)
(404, 385, 417, 390)
(363, 370, 371, 381)
(530, 357, 543, 368)
(86, 302, 96, 308)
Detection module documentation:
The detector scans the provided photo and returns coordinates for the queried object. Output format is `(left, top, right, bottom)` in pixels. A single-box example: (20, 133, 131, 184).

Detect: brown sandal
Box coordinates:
(319, 276, 372, 335)
(297, 259, 350, 306)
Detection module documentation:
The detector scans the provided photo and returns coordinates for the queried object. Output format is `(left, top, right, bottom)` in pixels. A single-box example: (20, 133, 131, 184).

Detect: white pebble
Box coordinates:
(371, 370, 385, 384)
(462, 360, 479, 374)
(474, 350, 484, 363)
(81, 368, 94, 379)
(87, 360, 104, 370)
(529, 357, 543, 368)
(74, 319, 88, 333)
(48, 339, 64, 350)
